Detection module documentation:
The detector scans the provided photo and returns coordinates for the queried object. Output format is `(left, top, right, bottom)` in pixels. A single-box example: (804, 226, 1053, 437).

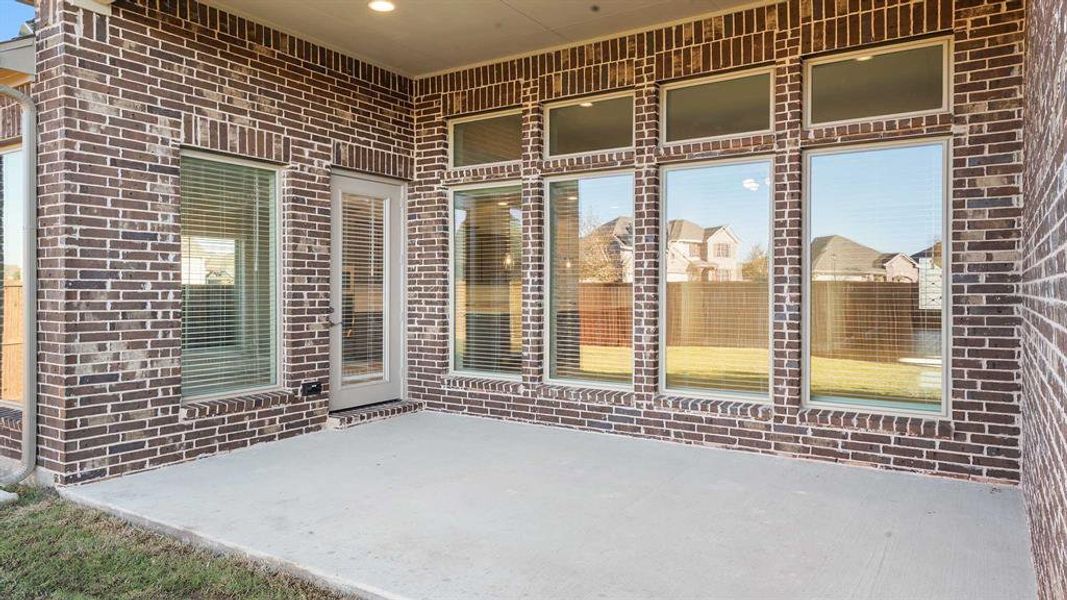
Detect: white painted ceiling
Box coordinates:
(200, 0, 756, 77)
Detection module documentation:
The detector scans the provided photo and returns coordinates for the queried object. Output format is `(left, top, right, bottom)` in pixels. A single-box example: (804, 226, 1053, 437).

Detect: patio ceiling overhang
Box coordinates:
(0, 36, 34, 82)
(198, 0, 770, 77)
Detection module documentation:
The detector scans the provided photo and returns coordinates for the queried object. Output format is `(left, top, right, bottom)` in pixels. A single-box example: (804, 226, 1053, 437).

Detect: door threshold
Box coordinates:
(326, 400, 422, 431)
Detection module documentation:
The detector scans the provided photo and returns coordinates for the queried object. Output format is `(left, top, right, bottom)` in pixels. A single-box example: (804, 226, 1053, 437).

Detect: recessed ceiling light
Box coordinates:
(855, 55, 873, 61)
(579, 102, 594, 107)
(368, 0, 395, 12)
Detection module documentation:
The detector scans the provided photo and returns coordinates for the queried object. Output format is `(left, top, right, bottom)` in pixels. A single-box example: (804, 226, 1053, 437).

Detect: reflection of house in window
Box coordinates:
(578, 216, 634, 283)
(810, 235, 919, 282)
(663, 219, 742, 282)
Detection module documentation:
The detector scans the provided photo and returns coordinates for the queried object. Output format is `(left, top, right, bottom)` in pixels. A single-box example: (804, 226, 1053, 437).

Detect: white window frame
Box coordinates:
(447, 179, 525, 382)
(0, 143, 30, 412)
(659, 66, 776, 146)
(543, 169, 635, 391)
(447, 108, 524, 170)
(803, 36, 953, 129)
(543, 91, 636, 160)
(179, 149, 285, 403)
(801, 137, 952, 418)
(658, 156, 776, 403)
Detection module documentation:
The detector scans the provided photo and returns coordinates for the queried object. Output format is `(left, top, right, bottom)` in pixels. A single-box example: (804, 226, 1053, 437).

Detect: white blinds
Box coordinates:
(548, 174, 634, 385)
(340, 194, 386, 383)
(180, 155, 277, 399)
(452, 185, 523, 376)
(807, 142, 945, 412)
(663, 160, 771, 397)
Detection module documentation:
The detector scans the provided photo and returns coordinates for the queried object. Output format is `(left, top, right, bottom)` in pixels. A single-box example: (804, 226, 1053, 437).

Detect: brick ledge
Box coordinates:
(797, 408, 953, 439)
(654, 395, 774, 421)
(181, 390, 309, 420)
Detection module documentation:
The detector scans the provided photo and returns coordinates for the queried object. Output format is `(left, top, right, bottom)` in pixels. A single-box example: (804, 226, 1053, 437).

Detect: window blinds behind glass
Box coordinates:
(663, 160, 771, 396)
(180, 156, 277, 399)
(341, 194, 386, 383)
(807, 142, 945, 412)
(453, 185, 523, 375)
(548, 174, 634, 385)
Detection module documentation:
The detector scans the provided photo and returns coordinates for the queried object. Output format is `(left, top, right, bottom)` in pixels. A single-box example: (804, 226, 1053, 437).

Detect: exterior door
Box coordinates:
(330, 174, 404, 410)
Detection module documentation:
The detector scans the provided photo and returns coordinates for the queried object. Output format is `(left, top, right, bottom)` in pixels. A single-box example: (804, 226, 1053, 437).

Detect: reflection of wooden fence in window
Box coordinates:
(664, 282, 768, 348)
(574, 283, 632, 347)
(811, 281, 940, 362)
(2, 282, 22, 405)
(569, 281, 938, 363)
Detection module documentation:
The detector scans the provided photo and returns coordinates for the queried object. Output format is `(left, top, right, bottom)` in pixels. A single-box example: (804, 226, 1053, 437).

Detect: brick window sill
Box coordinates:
(797, 407, 953, 439)
(0, 406, 22, 431)
(181, 389, 297, 420)
(442, 375, 526, 395)
(654, 395, 774, 421)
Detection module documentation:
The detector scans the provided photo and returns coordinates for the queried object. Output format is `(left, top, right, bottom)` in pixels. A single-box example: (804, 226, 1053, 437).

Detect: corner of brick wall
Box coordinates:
(1020, 0, 1067, 595)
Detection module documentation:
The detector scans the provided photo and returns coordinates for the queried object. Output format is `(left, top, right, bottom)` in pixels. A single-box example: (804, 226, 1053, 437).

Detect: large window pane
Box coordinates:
(453, 185, 522, 376)
(547, 95, 633, 156)
(809, 41, 946, 125)
(181, 156, 277, 399)
(664, 72, 771, 142)
(808, 142, 946, 412)
(452, 112, 522, 167)
(340, 194, 385, 383)
(664, 160, 771, 397)
(548, 174, 634, 385)
(0, 148, 26, 409)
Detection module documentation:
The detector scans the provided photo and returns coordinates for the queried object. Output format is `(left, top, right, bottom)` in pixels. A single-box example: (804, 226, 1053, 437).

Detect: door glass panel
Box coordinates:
(341, 194, 386, 384)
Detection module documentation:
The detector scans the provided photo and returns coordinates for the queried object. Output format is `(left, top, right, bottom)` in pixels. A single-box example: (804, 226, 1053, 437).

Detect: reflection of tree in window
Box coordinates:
(549, 175, 634, 384)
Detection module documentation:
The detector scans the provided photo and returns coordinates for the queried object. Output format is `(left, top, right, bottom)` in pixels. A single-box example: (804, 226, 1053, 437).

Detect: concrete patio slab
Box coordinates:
(61, 411, 1036, 599)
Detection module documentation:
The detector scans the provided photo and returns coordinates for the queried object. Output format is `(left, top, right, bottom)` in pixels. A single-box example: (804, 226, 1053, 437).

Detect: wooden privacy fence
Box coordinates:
(810, 281, 941, 362)
(569, 281, 938, 363)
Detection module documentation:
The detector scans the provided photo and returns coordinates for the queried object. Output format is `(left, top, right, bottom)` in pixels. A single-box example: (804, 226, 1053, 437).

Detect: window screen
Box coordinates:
(452, 112, 522, 167)
(453, 185, 523, 376)
(664, 160, 771, 397)
(664, 72, 771, 142)
(0, 149, 26, 408)
(547, 95, 633, 156)
(808, 42, 945, 125)
(181, 155, 277, 399)
(340, 194, 385, 383)
(548, 174, 634, 385)
(807, 142, 945, 412)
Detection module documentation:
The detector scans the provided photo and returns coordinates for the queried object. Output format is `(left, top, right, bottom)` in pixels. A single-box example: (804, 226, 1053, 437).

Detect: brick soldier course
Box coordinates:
(2, 0, 1063, 596)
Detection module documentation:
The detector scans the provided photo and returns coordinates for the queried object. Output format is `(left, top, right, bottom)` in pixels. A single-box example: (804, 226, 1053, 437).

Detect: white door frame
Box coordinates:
(329, 170, 407, 411)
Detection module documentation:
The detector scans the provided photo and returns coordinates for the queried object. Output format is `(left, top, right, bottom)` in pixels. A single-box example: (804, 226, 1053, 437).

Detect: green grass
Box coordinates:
(0, 486, 345, 600)
(577, 345, 940, 405)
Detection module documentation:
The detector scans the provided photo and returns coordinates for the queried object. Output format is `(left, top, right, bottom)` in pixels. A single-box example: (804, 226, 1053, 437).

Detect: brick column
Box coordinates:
(632, 50, 660, 404)
(520, 78, 545, 386)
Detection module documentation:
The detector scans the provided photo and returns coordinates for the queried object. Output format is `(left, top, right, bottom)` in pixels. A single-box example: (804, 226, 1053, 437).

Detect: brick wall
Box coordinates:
(34, 0, 412, 484)
(1021, 0, 1067, 594)
(409, 0, 1026, 483)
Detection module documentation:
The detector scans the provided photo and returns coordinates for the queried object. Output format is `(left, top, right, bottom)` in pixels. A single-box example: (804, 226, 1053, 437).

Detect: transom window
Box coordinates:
(662, 69, 773, 143)
(180, 154, 279, 400)
(805, 38, 950, 127)
(805, 140, 948, 413)
(450, 110, 523, 168)
(546, 93, 634, 157)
